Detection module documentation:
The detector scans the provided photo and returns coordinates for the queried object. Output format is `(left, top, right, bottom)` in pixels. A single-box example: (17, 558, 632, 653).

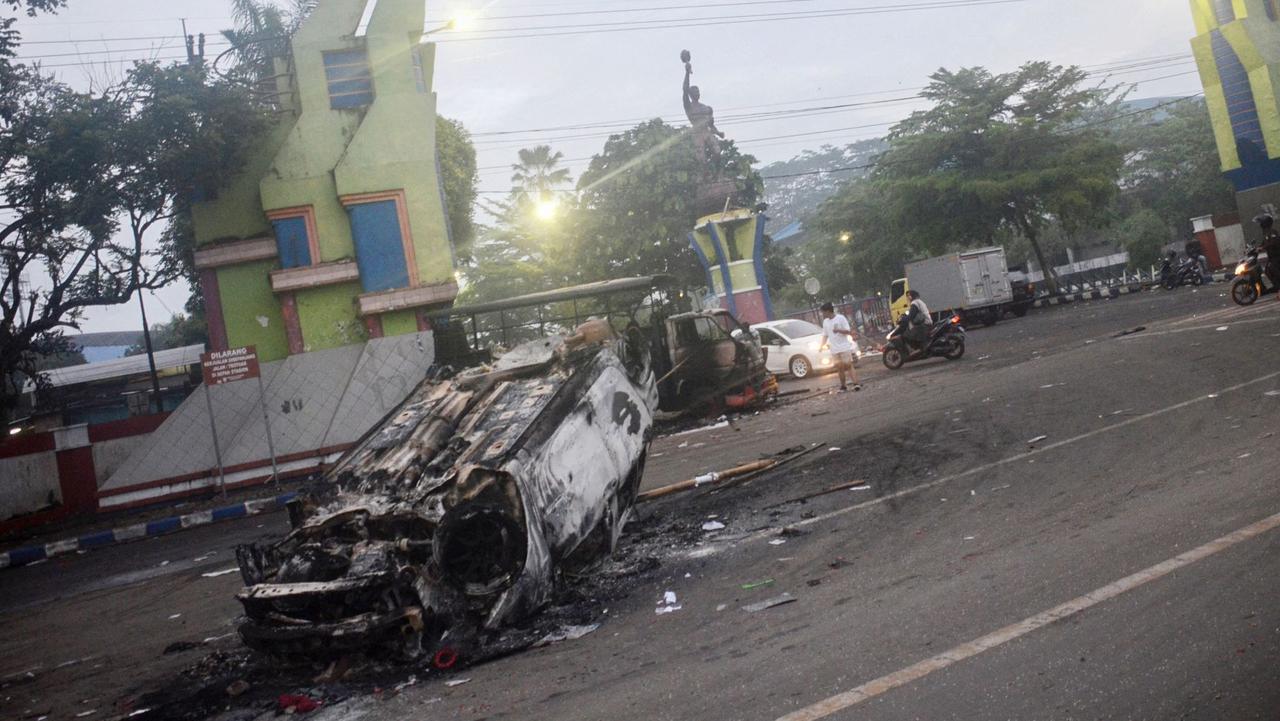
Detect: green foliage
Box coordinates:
(1111, 97, 1235, 235)
(125, 313, 208, 356)
(1108, 208, 1169, 270)
(572, 120, 762, 287)
(436, 115, 478, 263)
(220, 0, 313, 85)
(463, 120, 781, 308)
(870, 62, 1124, 290)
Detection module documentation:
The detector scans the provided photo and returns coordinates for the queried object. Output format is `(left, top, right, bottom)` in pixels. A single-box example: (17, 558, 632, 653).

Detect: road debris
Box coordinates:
(1113, 326, 1146, 338)
(233, 325, 657, 664)
(200, 567, 239, 578)
(225, 680, 250, 697)
(769, 539, 787, 546)
(656, 591, 682, 615)
(1026, 435, 1048, 445)
(1216, 326, 1229, 332)
(741, 579, 775, 590)
(701, 521, 726, 531)
(742, 593, 796, 613)
(278, 694, 321, 713)
(533, 624, 599, 648)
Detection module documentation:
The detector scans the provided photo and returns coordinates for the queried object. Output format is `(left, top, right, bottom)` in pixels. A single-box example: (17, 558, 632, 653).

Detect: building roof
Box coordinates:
(71, 330, 145, 348)
(27, 344, 206, 391)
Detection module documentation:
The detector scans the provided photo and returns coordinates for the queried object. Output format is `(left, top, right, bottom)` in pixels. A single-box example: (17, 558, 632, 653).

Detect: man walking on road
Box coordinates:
(820, 302, 861, 392)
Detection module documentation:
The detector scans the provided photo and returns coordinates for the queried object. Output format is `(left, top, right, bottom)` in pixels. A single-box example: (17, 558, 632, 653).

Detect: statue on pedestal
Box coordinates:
(681, 49, 725, 173)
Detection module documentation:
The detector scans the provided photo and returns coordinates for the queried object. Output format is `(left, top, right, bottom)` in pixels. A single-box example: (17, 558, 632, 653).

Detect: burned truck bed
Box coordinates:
(234, 324, 656, 662)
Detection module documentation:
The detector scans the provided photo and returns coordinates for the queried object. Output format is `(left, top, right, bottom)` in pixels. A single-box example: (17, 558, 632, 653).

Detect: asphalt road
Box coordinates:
(5, 285, 1280, 721)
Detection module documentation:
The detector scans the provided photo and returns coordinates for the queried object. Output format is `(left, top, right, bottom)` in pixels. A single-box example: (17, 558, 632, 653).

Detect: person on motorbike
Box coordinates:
(904, 290, 932, 353)
(1255, 214, 1280, 289)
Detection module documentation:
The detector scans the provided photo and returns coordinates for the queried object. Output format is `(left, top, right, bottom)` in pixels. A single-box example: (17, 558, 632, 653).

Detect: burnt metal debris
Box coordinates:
(234, 321, 656, 663)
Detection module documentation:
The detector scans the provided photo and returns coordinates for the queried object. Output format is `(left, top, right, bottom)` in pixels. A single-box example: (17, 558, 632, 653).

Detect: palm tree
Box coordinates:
(219, 0, 315, 85)
(510, 145, 572, 206)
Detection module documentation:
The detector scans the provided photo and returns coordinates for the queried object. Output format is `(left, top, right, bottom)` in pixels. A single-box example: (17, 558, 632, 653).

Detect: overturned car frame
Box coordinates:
(234, 277, 772, 661)
(235, 322, 656, 661)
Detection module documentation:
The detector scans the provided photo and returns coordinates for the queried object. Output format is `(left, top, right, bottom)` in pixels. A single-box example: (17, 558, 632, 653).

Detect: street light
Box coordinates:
(839, 231, 852, 244)
(535, 195, 560, 221)
(422, 10, 473, 39)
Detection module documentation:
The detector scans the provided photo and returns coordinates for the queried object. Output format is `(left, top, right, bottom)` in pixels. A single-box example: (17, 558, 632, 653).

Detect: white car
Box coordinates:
(751, 319, 859, 379)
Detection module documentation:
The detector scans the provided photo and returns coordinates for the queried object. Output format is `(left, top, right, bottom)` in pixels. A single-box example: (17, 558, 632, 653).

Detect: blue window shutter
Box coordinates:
(323, 49, 374, 109)
(349, 200, 410, 292)
(272, 216, 312, 268)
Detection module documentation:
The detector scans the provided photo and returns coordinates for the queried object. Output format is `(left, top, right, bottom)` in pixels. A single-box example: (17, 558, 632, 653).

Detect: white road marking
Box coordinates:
(756, 368, 1280, 539)
(1119, 314, 1280, 339)
(775, 510, 1280, 721)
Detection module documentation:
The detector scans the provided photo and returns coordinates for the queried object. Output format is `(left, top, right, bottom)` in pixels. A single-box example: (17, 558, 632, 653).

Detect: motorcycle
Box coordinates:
(882, 314, 966, 370)
(1229, 246, 1278, 306)
(1165, 255, 1205, 289)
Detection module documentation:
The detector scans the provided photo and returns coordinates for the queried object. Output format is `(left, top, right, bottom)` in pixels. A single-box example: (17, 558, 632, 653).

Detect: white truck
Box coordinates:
(890, 247, 1028, 327)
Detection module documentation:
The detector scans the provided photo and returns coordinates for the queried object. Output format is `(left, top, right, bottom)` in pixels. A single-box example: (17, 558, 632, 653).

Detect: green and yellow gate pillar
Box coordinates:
(688, 208, 774, 324)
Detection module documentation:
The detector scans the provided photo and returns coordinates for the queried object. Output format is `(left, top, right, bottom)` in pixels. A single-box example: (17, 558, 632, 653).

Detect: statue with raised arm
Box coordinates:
(681, 50, 725, 172)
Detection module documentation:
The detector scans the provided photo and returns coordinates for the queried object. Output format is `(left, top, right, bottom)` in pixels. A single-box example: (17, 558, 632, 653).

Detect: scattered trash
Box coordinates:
(991, 484, 1011, 492)
(977, 355, 991, 361)
(158, 560, 171, 567)
(666, 421, 730, 438)
(444, 679, 471, 688)
(1026, 435, 1048, 445)
(1216, 326, 1229, 332)
(969, 489, 976, 496)
(533, 624, 599, 648)
(1208, 394, 1219, 399)
(167, 614, 182, 620)
(779, 526, 808, 538)
(715, 603, 728, 612)
(74, 712, 96, 718)
(741, 579, 775, 590)
(1239, 453, 1252, 459)
(849, 485, 872, 492)
(828, 447, 841, 452)
(678, 442, 689, 449)
(701, 521, 726, 531)
(694, 472, 720, 486)
(393, 675, 419, 692)
(226, 680, 250, 697)
(769, 539, 787, 546)
(277, 694, 321, 713)
(1266, 391, 1280, 397)
(1039, 383, 1064, 389)
(656, 591, 682, 615)
(201, 567, 239, 578)
(963, 536, 976, 541)
(742, 593, 796, 613)
(1113, 326, 1146, 338)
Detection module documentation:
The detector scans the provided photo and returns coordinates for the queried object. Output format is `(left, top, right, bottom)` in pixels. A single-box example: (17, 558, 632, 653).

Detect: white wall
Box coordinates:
(0, 451, 61, 520)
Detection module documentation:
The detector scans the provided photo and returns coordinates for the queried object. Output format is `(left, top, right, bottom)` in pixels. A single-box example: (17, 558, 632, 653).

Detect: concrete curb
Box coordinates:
(1033, 273, 1233, 309)
(0, 492, 297, 571)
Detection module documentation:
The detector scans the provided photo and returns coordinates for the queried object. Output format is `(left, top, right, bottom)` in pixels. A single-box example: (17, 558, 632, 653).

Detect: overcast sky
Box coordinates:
(15, 0, 1200, 334)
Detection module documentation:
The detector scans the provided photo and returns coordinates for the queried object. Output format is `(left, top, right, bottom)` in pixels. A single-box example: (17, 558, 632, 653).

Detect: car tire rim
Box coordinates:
(791, 357, 809, 377)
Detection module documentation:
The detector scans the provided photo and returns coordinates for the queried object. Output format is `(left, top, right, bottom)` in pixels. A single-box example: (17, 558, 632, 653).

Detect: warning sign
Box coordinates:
(201, 346, 261, 386)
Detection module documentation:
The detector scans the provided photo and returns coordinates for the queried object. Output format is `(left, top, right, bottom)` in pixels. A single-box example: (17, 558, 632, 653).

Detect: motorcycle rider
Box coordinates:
(1255, 213, 1280, 288)
(904, 290, 932, 353)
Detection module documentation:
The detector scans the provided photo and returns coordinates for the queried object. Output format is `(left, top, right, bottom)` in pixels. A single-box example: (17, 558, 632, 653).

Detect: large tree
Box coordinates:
(871, 62, 1125, 292)
(0, 61, 266, 423)
(572, 119, 763, 287)
(436, 115, 478, 263)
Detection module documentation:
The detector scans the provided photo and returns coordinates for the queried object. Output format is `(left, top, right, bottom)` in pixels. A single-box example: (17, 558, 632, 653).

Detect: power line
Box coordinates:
(471, 93, 1206, 193)
(437, 0, 1033, 42)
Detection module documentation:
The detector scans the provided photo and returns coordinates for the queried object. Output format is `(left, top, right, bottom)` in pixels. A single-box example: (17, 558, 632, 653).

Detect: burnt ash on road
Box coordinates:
(4, 286, 1280, 721)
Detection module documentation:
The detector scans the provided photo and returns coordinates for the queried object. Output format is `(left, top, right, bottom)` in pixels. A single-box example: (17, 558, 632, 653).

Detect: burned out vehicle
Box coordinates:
(432, 276, 774, 415)
(234, 321, 656, 661)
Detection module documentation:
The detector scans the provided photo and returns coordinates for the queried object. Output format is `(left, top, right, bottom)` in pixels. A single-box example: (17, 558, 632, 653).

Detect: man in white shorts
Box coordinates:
(819, 302, 861, 392)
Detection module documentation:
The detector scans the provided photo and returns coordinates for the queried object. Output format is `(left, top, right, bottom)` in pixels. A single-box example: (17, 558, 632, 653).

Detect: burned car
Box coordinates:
(234, 321, 655, 661)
